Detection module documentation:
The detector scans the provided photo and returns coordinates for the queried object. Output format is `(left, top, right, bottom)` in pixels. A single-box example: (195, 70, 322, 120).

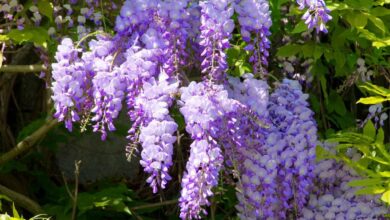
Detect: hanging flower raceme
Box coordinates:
(120, 45, 162, 146)
(222, 74, 279, 219)
(51, 38, 88, 131)
(116, 0, 191, 193)
(81, 35, 128, 140)
(159, 0, 191, 78)
(115, 0, 158, 36)
(137, 71, 179, 193)
(199, 0, 235, 82)
(179, 82, 243, 219)
(268, 79, 317, 217)
(296, 0, 332, 33)
(214, 110, 278, 219)
(235, 0, 272, 75)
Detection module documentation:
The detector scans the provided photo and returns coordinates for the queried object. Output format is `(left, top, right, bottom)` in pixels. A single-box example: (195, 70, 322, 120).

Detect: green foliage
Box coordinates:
(43, 183, 136, 219)
(6, 28, 50, 48)
(325, 119, 390, 204)
(357, 82, 390, 104)
(272, 0, 390, 135)
(226, 44, 253, 77)
(322, 79, 390, 204)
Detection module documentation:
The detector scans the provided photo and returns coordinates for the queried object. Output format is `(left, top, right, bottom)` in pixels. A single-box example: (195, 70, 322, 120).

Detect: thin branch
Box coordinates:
(131, 199, 178, 210)
(61, 172, 75, 201)
(0, 64, 47, 73)
(129, 208, 143, 220)
(0, 184, 44, 215)
(0, 118, 58, 165)
(71, 160, 82, 220)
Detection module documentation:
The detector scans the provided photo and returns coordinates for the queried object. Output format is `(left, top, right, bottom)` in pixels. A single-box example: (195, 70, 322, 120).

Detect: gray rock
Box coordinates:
(56, 112, 140, 184)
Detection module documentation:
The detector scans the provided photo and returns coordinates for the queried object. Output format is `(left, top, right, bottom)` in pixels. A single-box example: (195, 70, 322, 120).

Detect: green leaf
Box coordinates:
(381, 190, 390, 204)
(366, 14, 386, 34)
(358, 28, 379, 41)
(348, 178, 383, 187)
(357, 96, 389, 104)
(346, 53, 358, 68)
(334, 51, 346, 74)
(370, 7, 390, 16)
(345, 0, 374, 9)
(376, 128, 385, 144)
(7, 27, 49, 47)
(37, 0, 53, 22)
(291, 21, 307, 34)
(328, 132, 374, 144)
(77, 184, 132, 214)
(363, 120, 376, 139)
(238, 63, 252, 76)
(328, 91, 347, 115)
(276, 44, 301, 57)
(0, 35, 9, 42)
(355, 186, 386, 195)
(316, 145, 336, 161)
(373, 38, 390, 48)
(378, 171, 390, 177)
(319, 72, 328, 100)
(313, 46, 323, 60)
(226, 46, 240, 65)
(358, 82, 390, 97)
(302, 44, 314, 58)
(327, 2, 349, 11)
(346, 11, 368, 28)
(373, 142, 390, 161)
(12, 203, 21, 218)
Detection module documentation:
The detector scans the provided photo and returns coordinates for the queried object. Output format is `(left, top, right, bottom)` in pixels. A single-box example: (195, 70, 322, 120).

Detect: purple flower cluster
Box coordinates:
(222, 77, 318, 219)
(159, 0, 191, 77)
(268, 79, 317, 217)
(199, 0, 235, 82)
(90, 57, 126, 140)
(225, 74, 269, 117)
(115, 0, 158, 36)
(50, 0, 114, 39)
(235, 0, 272, 75)
(179, 82, 242, 219)
(115, 1, 191, 191)
(0, 0, 26, 30)
(121, 45, 163, 152)
(297, 0, 332, 33)
(77, 34, 123, 140)
(137, 72, 179, 193)
(300, 144, 388, 219)
(51, 38, 87, 131)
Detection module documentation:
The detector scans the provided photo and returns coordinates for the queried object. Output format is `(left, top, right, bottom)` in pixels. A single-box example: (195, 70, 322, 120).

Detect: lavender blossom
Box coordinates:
(297, 0, 332, 33)
(225, 74, 269, 117)
(79, 35, 124, 140)
(51, 38, 87, 131)
(199, 0, 235, 82)
(268, 79, 317, 217)
(179, 82, 241, 219)
(115, 0, 159, 35)
(137, 71, 179, 193)
(235, 0, 272, 75)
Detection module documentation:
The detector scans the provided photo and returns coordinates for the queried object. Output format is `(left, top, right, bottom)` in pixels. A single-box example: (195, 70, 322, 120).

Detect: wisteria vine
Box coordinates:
(48, 0, 386, 219)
